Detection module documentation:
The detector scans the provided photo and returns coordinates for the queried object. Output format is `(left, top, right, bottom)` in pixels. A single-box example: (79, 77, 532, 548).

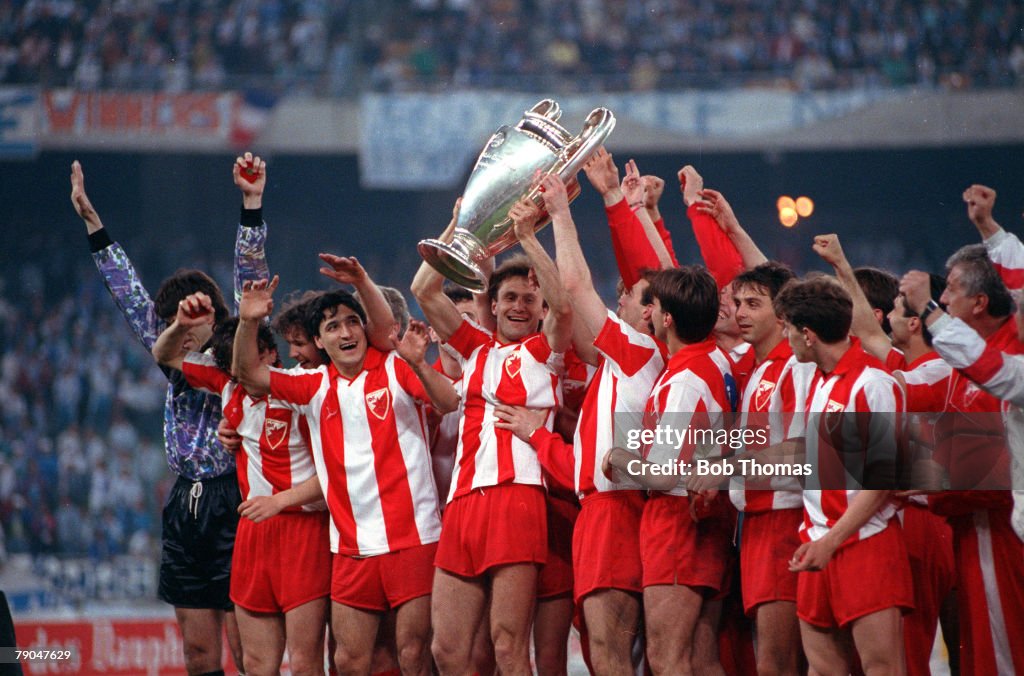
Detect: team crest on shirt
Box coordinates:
(961, 382, 981, 408)
(504, 350, 522, 378)
(365, 387, 391, 420)
(823, 399, 845, 433)
(754, 379, 776, 411)
(264, 418, 290, 450)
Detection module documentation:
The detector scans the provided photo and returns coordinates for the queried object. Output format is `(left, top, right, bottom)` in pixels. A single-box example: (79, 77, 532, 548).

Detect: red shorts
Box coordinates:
(331, 542, 438, 612)
(231, 510, 331, 613)
(640, 493, 732, 593)
(901, 503, 955, 676)
(435, 484, 547, 578)
(538, 494, 579, 599)
(797, 522, 914, 629)
(739, 509, 803, 614)
(572, 490, 645, 603)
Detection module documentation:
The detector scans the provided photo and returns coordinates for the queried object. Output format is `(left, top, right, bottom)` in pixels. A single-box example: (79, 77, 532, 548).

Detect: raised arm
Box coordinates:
(233, 277, 279, 397)
(509, 194, 573, 353)
(677, 168, 746, 288)
(622, 159, 673, 269)
(642, 174, 680, 265)
(965, 184, 1001, 240)
(152, 292, 216, 371)
(411, 199, 466, 342)
(319, 254, 395, 351)
(73, 160, 163, 352)
(964, 184, 1024, 291)
(696, 188, 768, 270)
(813, 234, 893, 360)
(544, 173, 607, 360)
(233, 151, 270, 309)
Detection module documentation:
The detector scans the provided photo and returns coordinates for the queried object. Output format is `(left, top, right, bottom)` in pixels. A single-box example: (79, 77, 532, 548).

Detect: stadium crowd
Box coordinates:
(1, 0, 1023, 94)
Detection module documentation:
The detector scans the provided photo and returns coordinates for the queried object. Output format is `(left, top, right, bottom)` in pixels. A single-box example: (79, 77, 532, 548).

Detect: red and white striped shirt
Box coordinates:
(801, 339, 904, 545)
(985, 228, 1024, 291)
(642, 338, 734, 497)
(575, 311, 667, 497)
(182, 353, 321, 512)
(730, 340, 815, 513)
(269, 347, 442, 556)
(445, 319, 564, 501)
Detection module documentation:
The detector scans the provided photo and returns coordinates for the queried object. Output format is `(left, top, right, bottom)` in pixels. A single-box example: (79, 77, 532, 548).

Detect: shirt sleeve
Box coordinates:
(985, 228, 1024, 291)
(446, 318, 492, 361)
(931, 313, 1024, 407)
(593, 311, 658, 378)
(393, 355, 429, 403)
(528, 427, 576, 494)
(606, 197, 663, 289)
(855, 374, 906, 489)
(181, 352, 232, 395)
(269, 366, 325, 407)
(653, 217, 680, 267)
(92, 239, 163, 353)
(234, 209, 269, 311)
(688, 203, 744, 288)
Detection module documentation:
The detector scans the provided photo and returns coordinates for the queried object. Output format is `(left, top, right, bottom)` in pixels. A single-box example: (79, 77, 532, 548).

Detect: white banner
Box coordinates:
(0, 87, 39, 159)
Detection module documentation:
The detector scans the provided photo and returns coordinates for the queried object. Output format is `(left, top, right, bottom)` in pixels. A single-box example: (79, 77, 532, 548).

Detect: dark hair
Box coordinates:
(487, 255, 533, 302)
(853, 267, 899, 334)
(773, 277, 852, 344)
(272, 290, 325, 339)
(209, 317, 277, 373)
(731, 261, 797, 302)
(946, 244, 1013, 319)
(901, 273, 947, 346)
(155, 270, 228, 324)
(303, 290, 367, 339)
(616, 268, 658, 300)
(649, 266, 719, 344)
(443, 284, 474, 305)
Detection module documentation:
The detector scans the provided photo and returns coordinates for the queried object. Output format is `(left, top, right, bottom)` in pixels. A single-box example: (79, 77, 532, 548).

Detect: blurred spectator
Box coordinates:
(1, 0, 1022, 93)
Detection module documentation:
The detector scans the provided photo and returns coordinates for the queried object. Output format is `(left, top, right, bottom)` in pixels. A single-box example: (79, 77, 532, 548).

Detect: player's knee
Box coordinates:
(288, 648, 325, 676)
(334, 642, 371, 676)
(490, 625, 528, 670)
(182, 634, 220, 673)
(241, 651, 274, 676)
(756, 642, 797, 676)
(430, 633, 466, 674)
(397, 634, 429, 673)
(533, 643, 568, 676)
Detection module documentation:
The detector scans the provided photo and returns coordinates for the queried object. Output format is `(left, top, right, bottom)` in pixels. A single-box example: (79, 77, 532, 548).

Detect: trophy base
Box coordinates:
(417, 238, 488, 293)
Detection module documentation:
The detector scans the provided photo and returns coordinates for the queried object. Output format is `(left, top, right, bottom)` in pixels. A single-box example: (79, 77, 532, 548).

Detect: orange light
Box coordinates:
(777, 196, 796, 212)
(796, 196, 814, 218)
(779, 207, 798, 228)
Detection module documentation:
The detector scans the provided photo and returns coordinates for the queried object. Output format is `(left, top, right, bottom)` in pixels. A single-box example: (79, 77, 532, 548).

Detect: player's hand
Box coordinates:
(70, 160, 105, 234)
(238, 495, 284, 523)
(176, 291, 215, 327)
(963, 184, 996, 229)
(621, 159, 647, 208)
(397, 320, 431, 365)
(696, 188, 740, 235)
(509, 194, 543, 242)
(898, 271, 933, 315)
(217, 418, 242, 453)
(582, 147, 620, 196)
(688, 488, 719, 523)
(812, 234, 848, 269)
(677, 165, 704, 207)
(788, 538, 837, 572)
(643, 175, 665, 211)
(539, 174, 571, 219)
(233, 151, 267, 208)
(493, 404, 548, 443)
(239, 276, 280, 321)
(319, 254, 368, 286)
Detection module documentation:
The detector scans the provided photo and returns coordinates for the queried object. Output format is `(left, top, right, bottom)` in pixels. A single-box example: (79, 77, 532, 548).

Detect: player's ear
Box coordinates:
(314, 335, 325, 350)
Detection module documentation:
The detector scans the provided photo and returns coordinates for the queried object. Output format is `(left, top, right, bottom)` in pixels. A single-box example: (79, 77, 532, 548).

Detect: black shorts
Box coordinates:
(158, 472, 240, 610)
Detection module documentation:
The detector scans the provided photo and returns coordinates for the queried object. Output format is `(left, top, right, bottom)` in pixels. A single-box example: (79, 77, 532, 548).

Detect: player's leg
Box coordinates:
(235, 607, 286, 676)
(850, 608, 905, 676)
(174, 607, 225, 675)
(394, 595, 432, 676)
(691, 597, 726, 676)
(488, 563, 540, 676)
(643, 584, 702, 675)
(332, 602, 382, 676)
(284, 597, 329, 676)
(533, 595, 573, 676)
(580, 589, 641, 676)
(799, 620, 851, 676)
(225, 610, 244, 674)
(753, 601, 801, 676)
(470, 594, 495, 676)
(431, 569, 488, 675)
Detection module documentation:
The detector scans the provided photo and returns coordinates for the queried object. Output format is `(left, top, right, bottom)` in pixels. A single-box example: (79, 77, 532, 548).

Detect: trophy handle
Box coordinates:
(557, 108, 616, 181)
(528, 99, 561, 122)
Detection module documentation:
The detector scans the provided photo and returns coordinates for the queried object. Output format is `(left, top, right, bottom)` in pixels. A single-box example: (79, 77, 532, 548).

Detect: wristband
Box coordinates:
(919, 299, 940, 322)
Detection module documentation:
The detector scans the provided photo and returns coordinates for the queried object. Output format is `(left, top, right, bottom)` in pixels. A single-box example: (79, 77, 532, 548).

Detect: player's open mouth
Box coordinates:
(507, 315, 529, 323)
(339, 342, 358, 351)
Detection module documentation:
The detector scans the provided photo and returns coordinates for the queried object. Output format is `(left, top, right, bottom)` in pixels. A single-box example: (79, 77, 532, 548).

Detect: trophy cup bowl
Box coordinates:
(418, 100, 616, 291)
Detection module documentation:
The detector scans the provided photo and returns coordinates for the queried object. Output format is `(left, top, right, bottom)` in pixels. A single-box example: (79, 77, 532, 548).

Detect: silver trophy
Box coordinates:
(418, 100, 616, 291)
